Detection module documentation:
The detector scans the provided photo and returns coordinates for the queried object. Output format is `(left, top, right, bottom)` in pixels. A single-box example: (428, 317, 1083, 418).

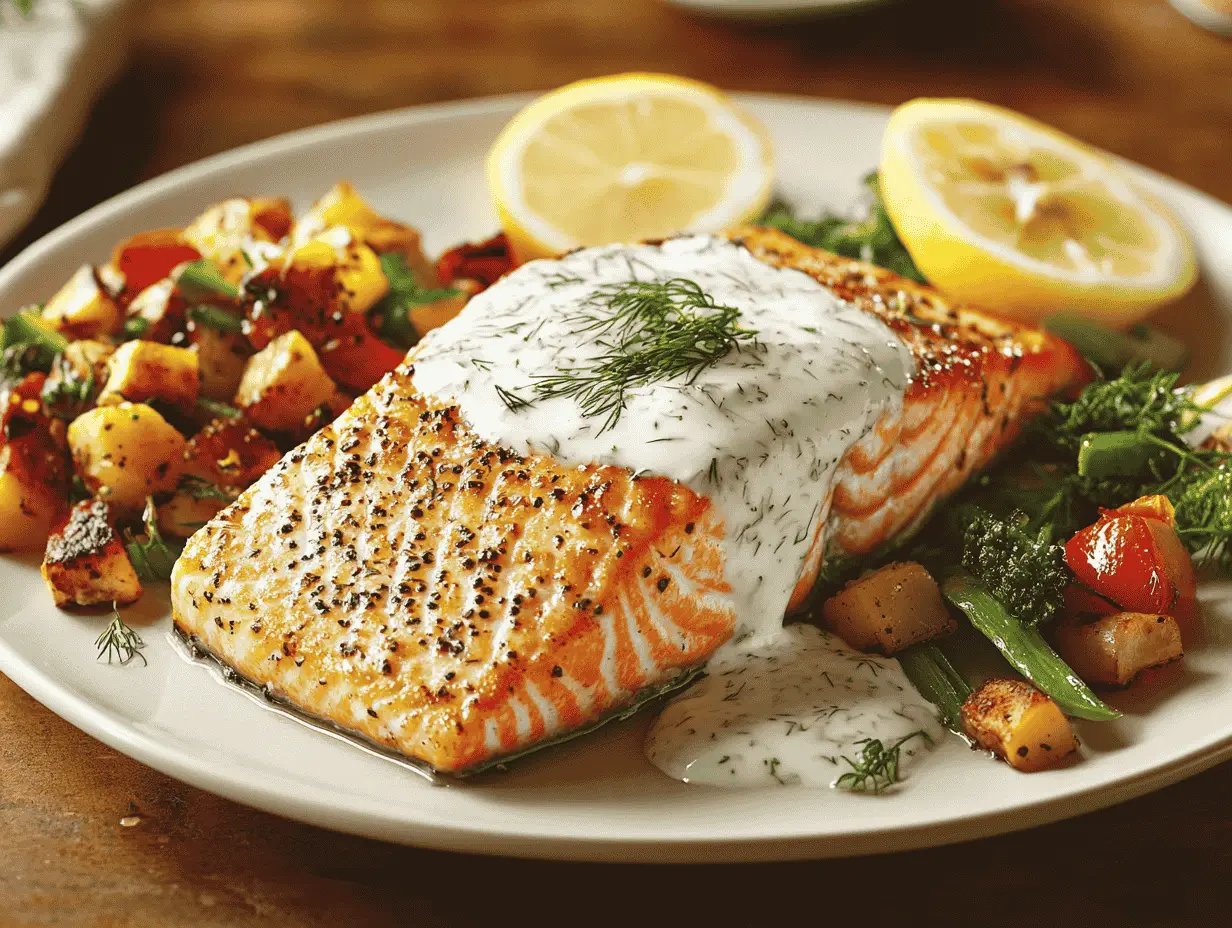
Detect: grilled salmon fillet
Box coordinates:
(172, 228, 1086, 774)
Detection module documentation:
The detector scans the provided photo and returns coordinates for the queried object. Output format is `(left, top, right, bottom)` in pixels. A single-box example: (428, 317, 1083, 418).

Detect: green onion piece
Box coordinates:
(897, 644, 971, 733)
(176, 259, 239, 302)
(196, 396, 243, 420)
(122, 316, 151, 340)
(1044, 313, 1189, 373)
(1077, 429, 1174, 479)
(187, 304, 244, 334)
(942, 571, 1120, 721)
(2, 309, 68, 354)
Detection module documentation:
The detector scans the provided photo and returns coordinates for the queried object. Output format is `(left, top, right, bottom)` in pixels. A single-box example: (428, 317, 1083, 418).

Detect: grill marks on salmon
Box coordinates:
(172, 368, 734, 773)
(172, 229, 1087, 774)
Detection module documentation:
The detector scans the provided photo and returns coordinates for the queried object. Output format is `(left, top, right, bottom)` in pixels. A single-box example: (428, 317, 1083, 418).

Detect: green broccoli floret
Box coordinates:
(960, 510, 1069, 627)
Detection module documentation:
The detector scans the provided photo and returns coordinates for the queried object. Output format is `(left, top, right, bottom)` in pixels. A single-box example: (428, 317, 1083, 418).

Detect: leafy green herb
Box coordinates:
(95, 606, 147, 667)
(196, 396, 243, 420)
(124, 498, 183, 583)
(372, 253, 461, 349)
(187, 304, 245, 334)
(835, 731, 928, 793)
(513, 278, 761, 433)
(759, 173, 925, 283)
(40, 354, 95, 420)
(179, 475, 233, 502)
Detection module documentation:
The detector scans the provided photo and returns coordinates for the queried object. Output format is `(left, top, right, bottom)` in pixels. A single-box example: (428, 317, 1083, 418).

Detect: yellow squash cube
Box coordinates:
(962, 679, 1078, 772)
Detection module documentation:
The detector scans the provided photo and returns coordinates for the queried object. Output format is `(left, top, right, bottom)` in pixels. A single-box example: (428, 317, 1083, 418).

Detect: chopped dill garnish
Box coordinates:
(835, 731, 927, 793)
(494, 383, 531, 412)
(95, 606, 147, 666)
(512, 278, 760, 433)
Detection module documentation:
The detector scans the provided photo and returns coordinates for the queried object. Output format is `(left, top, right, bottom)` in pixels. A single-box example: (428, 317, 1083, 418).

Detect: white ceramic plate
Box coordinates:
(3, 95, 1232, 863)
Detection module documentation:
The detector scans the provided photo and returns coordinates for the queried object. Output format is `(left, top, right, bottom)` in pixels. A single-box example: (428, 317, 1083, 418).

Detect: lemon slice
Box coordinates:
(879, 99, 1197, 325)
(488, 73, 773, 262)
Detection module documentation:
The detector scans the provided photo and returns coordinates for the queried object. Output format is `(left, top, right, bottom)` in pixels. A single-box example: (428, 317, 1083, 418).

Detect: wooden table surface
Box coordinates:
(3, 0, 1231, 925)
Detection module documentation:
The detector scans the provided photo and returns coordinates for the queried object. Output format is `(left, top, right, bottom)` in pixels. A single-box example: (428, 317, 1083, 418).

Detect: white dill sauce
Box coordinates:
(411, 235, 940, 789)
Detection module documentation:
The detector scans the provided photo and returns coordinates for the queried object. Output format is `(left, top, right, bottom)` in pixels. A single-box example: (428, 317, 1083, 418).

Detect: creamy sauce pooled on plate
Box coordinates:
(411, 235, 937, 788)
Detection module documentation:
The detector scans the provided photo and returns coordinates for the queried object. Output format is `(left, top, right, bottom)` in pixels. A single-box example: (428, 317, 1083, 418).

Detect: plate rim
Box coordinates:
(3, 92, 1232, 863)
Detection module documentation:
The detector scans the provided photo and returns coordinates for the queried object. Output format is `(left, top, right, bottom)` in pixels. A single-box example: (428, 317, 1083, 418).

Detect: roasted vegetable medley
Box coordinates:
(0, 183, 514, 612)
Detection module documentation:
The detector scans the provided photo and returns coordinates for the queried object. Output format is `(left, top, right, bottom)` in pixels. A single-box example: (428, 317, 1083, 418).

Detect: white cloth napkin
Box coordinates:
(0, 0, 130, 248)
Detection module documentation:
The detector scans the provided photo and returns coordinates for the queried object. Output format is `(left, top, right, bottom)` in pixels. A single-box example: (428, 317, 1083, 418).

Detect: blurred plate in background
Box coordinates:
(663, 0, 899, 20)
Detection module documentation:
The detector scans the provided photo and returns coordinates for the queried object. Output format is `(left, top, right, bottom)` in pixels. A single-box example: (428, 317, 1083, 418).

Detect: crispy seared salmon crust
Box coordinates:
(172, 229, 1086, 773)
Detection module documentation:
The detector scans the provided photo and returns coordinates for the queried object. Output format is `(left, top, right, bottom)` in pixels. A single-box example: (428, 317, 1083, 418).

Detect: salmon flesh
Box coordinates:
(171, 228, 1086, 774)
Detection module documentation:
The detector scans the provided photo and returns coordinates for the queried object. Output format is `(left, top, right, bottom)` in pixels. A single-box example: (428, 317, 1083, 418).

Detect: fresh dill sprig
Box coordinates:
(95, 606, 147, 666)
(494, 383, 531, 412)
(835, 731, 927, 794)
(179, 474, 234, 502)
(514, 278, 761, 433)
(124, 498, 183, 583)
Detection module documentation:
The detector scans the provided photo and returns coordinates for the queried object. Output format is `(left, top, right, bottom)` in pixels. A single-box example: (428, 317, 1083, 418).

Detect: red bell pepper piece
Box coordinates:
(435, 233, 515, 290)
(111, 229, 202, 303)
(1064, 496, 1197, 629)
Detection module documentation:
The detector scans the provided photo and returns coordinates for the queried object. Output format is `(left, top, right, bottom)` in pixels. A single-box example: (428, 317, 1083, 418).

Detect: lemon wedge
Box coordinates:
(487, 74, 773, 262)
(879, 99, 1197, 326)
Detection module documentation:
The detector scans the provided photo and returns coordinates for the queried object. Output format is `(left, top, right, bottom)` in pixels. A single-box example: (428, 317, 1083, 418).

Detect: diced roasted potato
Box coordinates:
(68, 403, 186, 511)
(0, 446, 59, 550)
(284, 226, 389, 314)
(1055, 612, 1183, 687)
(820, 561, 956, 655)
(182, 418, 281, 487)
(41, 265, 121, 339)
(191, 326, 252, 401)
(234, 330, 336, 432)
(961, 679, 1079, 772)
(183, 198, 289, 283)
(40, 499, 143, 607)
(293, 181, 436, 283)
(97, 340, 200, 409)
(157, 483, 238, 538)
(125, 277, 186, 343)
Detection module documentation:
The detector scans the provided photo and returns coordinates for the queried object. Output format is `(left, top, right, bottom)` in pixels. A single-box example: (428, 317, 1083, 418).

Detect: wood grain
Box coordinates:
(3, 0, 1231, 924)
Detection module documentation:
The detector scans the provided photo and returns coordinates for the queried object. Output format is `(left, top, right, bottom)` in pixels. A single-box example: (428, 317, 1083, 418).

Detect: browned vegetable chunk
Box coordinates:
(98, 340, 200, 409)
(41, 265, 121, 339)
(820, 561, 956, 654)
(234, 330, 336, 432)
(40, 499, 142, 607)
(1055, 612, 1183, 687)
(962, 679, 1078, 772)
(182, 418, 281, 488)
